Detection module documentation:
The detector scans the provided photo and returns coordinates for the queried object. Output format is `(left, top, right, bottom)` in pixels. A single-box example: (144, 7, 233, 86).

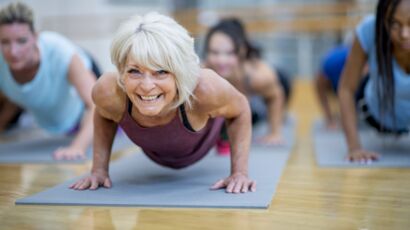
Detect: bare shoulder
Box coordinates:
(193, 68, 233, 105)
(192, 68, 245, 117)
(92, 72, 126, 122)
(246, 59, 278, 91)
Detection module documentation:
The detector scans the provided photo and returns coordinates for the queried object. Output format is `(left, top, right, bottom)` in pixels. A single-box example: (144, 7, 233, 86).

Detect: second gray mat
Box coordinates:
(253, 114, 296, 150)
(0, 132, 133, 164)
(16, 144, 291, 209)
(313, 120, 410, 168)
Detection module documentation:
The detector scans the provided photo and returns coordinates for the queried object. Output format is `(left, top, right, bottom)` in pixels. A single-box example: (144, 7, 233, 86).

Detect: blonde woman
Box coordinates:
(70, 12, 256, 193)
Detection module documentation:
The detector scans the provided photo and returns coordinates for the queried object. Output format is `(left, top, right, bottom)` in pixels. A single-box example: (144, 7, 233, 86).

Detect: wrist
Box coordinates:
(91, 167, 109, 175)
(70, 140, 89, 152)
(231, 170, 248, 177)
(348, 145, 361, 152)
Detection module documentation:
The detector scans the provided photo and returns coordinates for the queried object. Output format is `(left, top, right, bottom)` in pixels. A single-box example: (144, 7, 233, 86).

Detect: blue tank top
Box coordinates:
(356, 15, 410, 130)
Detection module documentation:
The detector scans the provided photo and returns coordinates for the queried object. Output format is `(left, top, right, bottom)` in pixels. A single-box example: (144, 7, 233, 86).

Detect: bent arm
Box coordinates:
(263, 70, 284, 138)
(67, 54, 97, 152)
(200, 70, 252, 176)
(250, 63, 285, 142)
(225, 93, 252, 175)
(315, 73, 335, 125)
(338, 35, 367, 152)
(91, 108, 117, 175)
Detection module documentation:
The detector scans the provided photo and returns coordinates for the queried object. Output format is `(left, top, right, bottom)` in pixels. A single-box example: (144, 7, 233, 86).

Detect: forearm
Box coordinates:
(267, 88, 284, 135)
(226, 100, 252, 175)
(315, 79, 333, 122)
(338, 88, 361, 151)
(91, 112, 118, 174)
(70, 106, 94, 151)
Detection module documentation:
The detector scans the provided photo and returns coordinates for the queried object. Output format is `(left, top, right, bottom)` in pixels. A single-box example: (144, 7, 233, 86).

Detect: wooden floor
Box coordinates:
(0, 80, 409, 229)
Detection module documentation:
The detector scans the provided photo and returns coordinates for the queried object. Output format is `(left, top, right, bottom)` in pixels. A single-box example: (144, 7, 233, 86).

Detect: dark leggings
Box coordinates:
(276, 68, 292, 106)
(355, 75, 408, 135)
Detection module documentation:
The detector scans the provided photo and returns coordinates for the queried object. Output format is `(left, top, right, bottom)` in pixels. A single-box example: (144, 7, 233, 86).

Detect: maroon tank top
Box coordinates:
(118, 98, 224, 169)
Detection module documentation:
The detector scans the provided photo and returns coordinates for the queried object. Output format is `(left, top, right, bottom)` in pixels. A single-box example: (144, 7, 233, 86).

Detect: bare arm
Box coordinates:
(315, 72, 337, 127)
(71, 73, 125, 190)
(90, 107, 117, 176)
(338, 35, 378, 161)
(196, 69, 255, 193)
(54, 54, 97, 160)
(224, 88, 252, 176)
(251, 63, 285, 144)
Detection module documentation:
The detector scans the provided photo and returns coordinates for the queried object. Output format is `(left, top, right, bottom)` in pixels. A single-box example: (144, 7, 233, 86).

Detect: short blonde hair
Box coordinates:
(110, 12, 200, 109)
(0, 2, 34, 32)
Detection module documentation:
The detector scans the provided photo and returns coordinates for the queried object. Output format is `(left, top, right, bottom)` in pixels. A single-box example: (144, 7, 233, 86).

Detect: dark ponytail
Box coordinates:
(375, 0, 400, 130)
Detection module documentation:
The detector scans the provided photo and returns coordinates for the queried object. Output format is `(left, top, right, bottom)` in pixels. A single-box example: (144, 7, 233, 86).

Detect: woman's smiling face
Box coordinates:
(122, 56, 178, 117)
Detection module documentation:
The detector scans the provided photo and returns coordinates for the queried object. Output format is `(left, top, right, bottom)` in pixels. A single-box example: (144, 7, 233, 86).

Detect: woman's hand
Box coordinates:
(258, 133, 285, 146)
(347, 149, 379, 163)
(210, 172, 256, 193)
(53, 146, 86, 161)
(69, 170, 112, 190)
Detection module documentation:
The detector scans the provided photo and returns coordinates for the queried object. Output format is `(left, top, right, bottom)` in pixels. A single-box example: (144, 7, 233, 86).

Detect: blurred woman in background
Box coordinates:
(0, 2, 100, 160)
(338, 0, 410, 162)
(203, 18, 292, 154)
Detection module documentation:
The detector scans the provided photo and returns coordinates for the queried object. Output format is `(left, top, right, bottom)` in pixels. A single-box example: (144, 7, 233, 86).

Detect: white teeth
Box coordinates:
(140, 95, 159, 101)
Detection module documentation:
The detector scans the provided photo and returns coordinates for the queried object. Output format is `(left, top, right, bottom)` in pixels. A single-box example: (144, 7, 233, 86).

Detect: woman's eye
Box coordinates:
(390, 21, 401, 29)
(157, 70, 169, 75)
(127, 69, 140, 74)
(17, 38, 27, 44)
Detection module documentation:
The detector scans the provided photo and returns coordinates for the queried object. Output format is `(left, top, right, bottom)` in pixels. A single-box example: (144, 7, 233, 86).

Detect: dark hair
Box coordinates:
(0, 2, 35, 32)
(375, 0, 401, 129)
(203, 18, 260, 60)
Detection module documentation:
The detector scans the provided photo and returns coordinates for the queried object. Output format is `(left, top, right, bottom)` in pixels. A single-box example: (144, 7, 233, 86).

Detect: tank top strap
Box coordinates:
(179, 103, 195, 132)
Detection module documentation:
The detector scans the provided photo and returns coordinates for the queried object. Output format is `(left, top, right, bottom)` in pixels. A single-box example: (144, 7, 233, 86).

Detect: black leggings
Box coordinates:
(276, 68, 292, 106)
(355, 76, 408, 135)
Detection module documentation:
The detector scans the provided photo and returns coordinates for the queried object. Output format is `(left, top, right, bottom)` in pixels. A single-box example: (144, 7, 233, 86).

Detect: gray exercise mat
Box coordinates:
(253, 114, 296, 151)
(0, 132, 134, 164)
(313, 120, 410, 168)
(0, 126, 48, 143)
(16, 144, 291, 209)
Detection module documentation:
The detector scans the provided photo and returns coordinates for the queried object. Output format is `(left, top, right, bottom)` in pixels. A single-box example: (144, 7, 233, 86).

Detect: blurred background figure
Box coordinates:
(338, 0, 410, 162)
(315, 44, 349, 129)
(0, 2, 99, 160)
(203, 17, 292, 155)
